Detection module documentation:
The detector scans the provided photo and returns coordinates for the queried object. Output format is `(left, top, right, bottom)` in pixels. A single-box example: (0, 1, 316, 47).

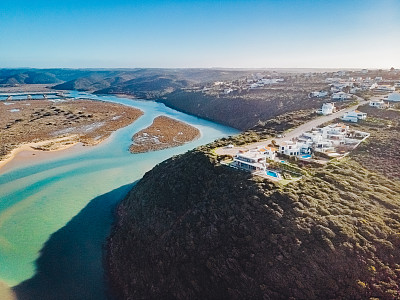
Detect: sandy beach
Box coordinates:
(0, 137, 87, 174)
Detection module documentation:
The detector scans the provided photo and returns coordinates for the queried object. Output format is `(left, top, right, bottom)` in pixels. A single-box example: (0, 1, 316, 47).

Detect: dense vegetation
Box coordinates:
(107, 109, 400, 299)
(107, 150, 400, 299)
(159, 88, 327, 130)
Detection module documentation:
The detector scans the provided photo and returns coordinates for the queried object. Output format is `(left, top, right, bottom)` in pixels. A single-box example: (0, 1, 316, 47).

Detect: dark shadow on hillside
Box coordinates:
(13, 183, 135, 300)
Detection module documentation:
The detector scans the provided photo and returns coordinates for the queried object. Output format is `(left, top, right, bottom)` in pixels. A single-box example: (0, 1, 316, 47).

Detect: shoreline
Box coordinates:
(0, 137, 87, 174)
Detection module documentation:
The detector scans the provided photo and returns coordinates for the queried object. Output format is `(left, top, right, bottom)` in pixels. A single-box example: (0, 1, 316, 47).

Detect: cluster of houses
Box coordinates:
(207, 75, 285, 95)
(231, 123, 370, 180)
(276, 123, 369, 158)
(316, 102, 367, 123)
(310, 75, 398, 102)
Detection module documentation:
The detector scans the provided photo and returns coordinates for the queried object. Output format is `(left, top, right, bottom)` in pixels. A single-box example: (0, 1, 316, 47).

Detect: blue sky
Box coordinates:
(0, 0, 399, 68)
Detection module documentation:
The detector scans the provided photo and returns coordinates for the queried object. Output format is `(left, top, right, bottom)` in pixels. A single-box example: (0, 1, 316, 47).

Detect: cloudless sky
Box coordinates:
(0, 0, 399, 68)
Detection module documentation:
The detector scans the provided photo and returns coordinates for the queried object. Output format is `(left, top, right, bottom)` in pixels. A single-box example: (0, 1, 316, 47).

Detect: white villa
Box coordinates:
(279, 141, 302, 156)
(341, 110, 367, 123)
(369, 99, 387, 109)
(286, 123, 369, 156)
(258, 146, 278, 160)
(309, 91, 328, 98)
(374, 85, 395, 92)
(332, 92, 352, 101)
(233, 151, 267, 172)
(317, 103, 335, 115)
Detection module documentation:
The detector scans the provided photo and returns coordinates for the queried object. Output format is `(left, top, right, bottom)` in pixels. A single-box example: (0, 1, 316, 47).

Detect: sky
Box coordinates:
(0, 0, 399, 69)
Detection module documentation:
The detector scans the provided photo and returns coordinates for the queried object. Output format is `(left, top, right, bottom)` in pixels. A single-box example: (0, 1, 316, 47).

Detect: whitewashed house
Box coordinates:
(374, 85, 395, 92)
(332, 92, 352, 101)
(350, 87, 362, 94)
(369, 99, 387, 109)
(310, 91, 328, 98)
(341, 111, 367, 123)
(257, 146, 277, 160)
(279, 141, 301, 156)
(317, 103, 335, 115)
(233, 151, 267, 172)
(224, 88, 233, 94)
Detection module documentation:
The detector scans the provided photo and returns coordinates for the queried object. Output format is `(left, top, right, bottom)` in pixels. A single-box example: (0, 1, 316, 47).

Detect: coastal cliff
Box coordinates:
(107, 143, 400, 299)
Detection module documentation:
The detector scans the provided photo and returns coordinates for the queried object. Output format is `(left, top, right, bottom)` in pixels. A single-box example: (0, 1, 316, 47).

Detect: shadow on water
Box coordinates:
(13, 183, 136, 300)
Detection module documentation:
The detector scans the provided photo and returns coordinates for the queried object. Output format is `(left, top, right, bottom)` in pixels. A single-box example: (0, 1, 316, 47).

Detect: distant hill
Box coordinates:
(106, 111, 400, 300)
(0, 69, 100, 86)
(0, 71, 62, 85)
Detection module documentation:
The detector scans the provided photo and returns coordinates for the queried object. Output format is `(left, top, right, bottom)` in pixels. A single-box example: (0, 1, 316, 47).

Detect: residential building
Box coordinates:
(374, 85, 395, 92)
(233, 151, 267, 172)
(258, 146, 277, 160)
(341, 110, 367, 123)
(279, 141, 301, 156)
(369, 99, 387, 109)
(317, 103, 335, 115)
(332, 92, 352, 101)
(309, 91, 328, 98)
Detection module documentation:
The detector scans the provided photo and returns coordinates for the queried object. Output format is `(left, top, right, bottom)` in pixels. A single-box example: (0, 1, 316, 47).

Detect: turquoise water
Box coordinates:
(0, 92, 239, 293)
(266, 170, 278, 178)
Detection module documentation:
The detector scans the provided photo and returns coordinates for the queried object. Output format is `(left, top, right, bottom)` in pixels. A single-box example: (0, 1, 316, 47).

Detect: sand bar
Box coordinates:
(0, 98, 143, 172)
(130, 116, 200, 153)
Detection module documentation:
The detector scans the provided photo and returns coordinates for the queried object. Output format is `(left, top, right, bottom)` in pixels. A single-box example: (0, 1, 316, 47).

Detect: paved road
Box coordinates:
(215, 95, 375, 156)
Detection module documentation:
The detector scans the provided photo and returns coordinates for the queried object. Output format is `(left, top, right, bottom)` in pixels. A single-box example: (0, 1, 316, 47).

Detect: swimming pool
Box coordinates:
(266, 170, 279, 178)
(301, 154, 312, 159)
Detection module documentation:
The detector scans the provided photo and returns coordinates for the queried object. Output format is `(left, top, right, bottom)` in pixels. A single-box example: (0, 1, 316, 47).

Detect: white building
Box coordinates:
(350, 87, 362, 94)
(233, 151, 267, 172)
(341, 110, 367, 123)
(258, 146, 277, 160)
(374, 85, 395, 92)
(310, 91, 328, 98)
(369, 99, 387, 109)
(224, 88, 233, 94)
(332, 92, 352, 101)
(279, 141, 301, 156)
(317, 103, 335, 115)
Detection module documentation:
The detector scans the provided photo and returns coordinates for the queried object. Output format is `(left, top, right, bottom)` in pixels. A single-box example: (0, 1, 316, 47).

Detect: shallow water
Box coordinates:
(0, 92, 238, 295)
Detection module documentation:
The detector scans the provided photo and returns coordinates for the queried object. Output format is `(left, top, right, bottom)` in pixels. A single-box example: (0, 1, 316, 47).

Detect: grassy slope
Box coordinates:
(107, 111, 400, 299)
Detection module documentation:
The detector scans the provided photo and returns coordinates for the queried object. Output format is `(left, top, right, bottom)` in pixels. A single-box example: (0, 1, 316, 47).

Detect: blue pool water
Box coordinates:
(301, 154, 312, 159)
(266, 170, 279, 178)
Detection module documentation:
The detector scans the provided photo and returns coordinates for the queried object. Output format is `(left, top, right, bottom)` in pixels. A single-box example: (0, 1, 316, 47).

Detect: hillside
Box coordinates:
(107, 112, 400, 299)
(158, 88, 327, 130)
(52, 69, 252, 97)
(0, 71, 62, 85)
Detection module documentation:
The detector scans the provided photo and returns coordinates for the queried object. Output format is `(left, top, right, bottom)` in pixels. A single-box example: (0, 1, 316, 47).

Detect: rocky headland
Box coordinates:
(107, 108, 400, 299)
